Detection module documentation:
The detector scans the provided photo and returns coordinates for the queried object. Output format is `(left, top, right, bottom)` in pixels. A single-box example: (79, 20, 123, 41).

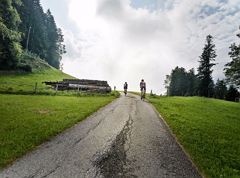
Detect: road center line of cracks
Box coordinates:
(92, 100, 136, 177)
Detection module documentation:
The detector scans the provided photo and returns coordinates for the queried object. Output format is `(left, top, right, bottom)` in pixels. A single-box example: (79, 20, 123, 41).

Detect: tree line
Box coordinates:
(165, 28, 240, 102)
(0, 0, 66, 70)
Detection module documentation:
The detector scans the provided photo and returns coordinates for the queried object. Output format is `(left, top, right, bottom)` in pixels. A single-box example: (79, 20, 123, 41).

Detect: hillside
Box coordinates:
(0, 55, 75, 94)
(149, 96, 240, 177)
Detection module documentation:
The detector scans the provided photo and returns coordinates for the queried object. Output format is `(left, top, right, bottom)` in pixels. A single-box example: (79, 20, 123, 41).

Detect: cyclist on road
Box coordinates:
(140, 79, 146, 100)
(124, 82, 128, 96)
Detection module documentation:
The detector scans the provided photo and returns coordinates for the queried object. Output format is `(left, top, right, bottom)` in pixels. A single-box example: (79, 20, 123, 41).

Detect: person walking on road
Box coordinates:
(124, 82, 128, 96)
(140, 79, 146, 100)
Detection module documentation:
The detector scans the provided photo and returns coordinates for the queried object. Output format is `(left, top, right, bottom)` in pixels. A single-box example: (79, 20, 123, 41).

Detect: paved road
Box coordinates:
(0, 94, 201, 178)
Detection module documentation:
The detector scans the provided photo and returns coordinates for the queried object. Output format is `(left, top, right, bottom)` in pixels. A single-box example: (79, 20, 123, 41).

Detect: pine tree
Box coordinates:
(224, 27, 240, 88)
(197, 35, 217, 97)
(56, 28, 66, 66)
(45, 10, 66, 69)
(168, 67, 187, 96)
(165, 67, 199, 96)
(15, 0, 31, 50)
(15, 1, 66, 69)
(45, 9, 58, 67)
(225, 85, 239, 101)
(214, 79, 227, 99)
(16, 0, 48, 58)
(0, 0, 22, 69)
(186, 68, 198, 96)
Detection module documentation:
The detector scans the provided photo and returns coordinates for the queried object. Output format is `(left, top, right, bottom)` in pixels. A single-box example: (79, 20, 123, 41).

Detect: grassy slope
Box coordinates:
(0, 94, 116, 168)
(0, 68, 75, 93)
(0, 57, 118, 168)
(149, 96, 240, 178)
(0, 55, 75, 93)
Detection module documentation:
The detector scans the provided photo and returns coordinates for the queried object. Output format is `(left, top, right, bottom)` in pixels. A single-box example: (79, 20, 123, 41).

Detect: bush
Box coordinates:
(111, 91, 120, 97)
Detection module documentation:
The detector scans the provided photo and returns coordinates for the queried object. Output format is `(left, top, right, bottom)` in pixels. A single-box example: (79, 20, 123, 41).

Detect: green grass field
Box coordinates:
(149, 96, 240, 178)
(0, 68, 75, 94)
(0, 55, 76, 94)
(0, 94, 116, 168)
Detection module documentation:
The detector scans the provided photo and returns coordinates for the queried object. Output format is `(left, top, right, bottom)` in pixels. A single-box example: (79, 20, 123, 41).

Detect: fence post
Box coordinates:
(55, 84, 58, 95)
(34, 82, 38, 93)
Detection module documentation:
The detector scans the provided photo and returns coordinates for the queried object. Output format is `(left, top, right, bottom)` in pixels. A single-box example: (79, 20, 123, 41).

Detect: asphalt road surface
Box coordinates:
(0, 93, 201, 178)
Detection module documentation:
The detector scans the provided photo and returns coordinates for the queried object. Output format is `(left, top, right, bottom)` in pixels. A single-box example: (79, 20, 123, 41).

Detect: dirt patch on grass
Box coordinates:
(33, 109, 53, 115)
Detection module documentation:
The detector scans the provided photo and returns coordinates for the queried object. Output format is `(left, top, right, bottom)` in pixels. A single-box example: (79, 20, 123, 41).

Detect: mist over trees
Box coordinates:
(165, 31, 240, 102)
(0, 0, 65, 70)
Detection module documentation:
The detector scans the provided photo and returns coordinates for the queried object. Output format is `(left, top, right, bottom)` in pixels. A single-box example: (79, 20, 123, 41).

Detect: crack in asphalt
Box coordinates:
(22, 165, 61, 178)
(40, 165, 60, 178)
(23, 168, 41, 178)
(73, 103, 119, 147)
(72, 118, 102, 146)
(93, 110, 136, 178)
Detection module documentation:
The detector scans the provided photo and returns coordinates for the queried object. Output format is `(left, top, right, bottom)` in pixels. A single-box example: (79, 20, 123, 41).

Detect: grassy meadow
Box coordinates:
(0, 94, 116, 168)
(0, 55, 76, 94)
(0, 68, 75, 94)
(149, 96, 240, 178)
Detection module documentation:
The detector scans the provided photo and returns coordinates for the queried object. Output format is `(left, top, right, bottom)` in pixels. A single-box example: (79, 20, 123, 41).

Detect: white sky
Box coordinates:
(41, 0, 240, 94)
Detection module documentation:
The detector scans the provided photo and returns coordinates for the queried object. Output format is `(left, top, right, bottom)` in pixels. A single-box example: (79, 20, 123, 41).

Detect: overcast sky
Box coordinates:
(41, 0, 240, 94)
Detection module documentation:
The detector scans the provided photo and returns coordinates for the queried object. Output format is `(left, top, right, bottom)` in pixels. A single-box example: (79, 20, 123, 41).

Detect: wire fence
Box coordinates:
(0, 81, 77, 95)
(0, 82, 115, 97)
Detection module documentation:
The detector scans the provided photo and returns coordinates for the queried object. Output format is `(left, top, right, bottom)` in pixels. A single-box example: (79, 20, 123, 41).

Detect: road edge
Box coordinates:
(0, 96, 121, 171)
(149, 103, 206, 178)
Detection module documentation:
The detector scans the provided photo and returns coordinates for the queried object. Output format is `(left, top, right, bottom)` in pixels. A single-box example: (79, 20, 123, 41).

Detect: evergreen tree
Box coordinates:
(214, 79, 227, 99)
(168, 67, 188, 96)
(17, 0, 47, 57)
(225, 85, 239, 101)
(224, 27, 240, 88)
(45, 9, 58, 67)
(208, 80, 215, 98)
(56, 28, 66, 67)
(165, 67, 198, 96)
(0, 0, 22, 69)
(15, 1, 66, 69)
(45, 10, 66, 68)
(197, 35, 217, 97)
(1, 0, 66, 70)
(186, 68, 198, 96)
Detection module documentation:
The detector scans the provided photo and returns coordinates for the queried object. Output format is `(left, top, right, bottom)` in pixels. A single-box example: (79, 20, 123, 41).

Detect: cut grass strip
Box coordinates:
(0, 94, 116, 168)
(149, 96, 240, 178)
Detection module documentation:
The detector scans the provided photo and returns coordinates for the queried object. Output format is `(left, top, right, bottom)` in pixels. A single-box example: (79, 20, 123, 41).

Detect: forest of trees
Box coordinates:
(0, 0, 65, 70)
(165, 29, 240, 102)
